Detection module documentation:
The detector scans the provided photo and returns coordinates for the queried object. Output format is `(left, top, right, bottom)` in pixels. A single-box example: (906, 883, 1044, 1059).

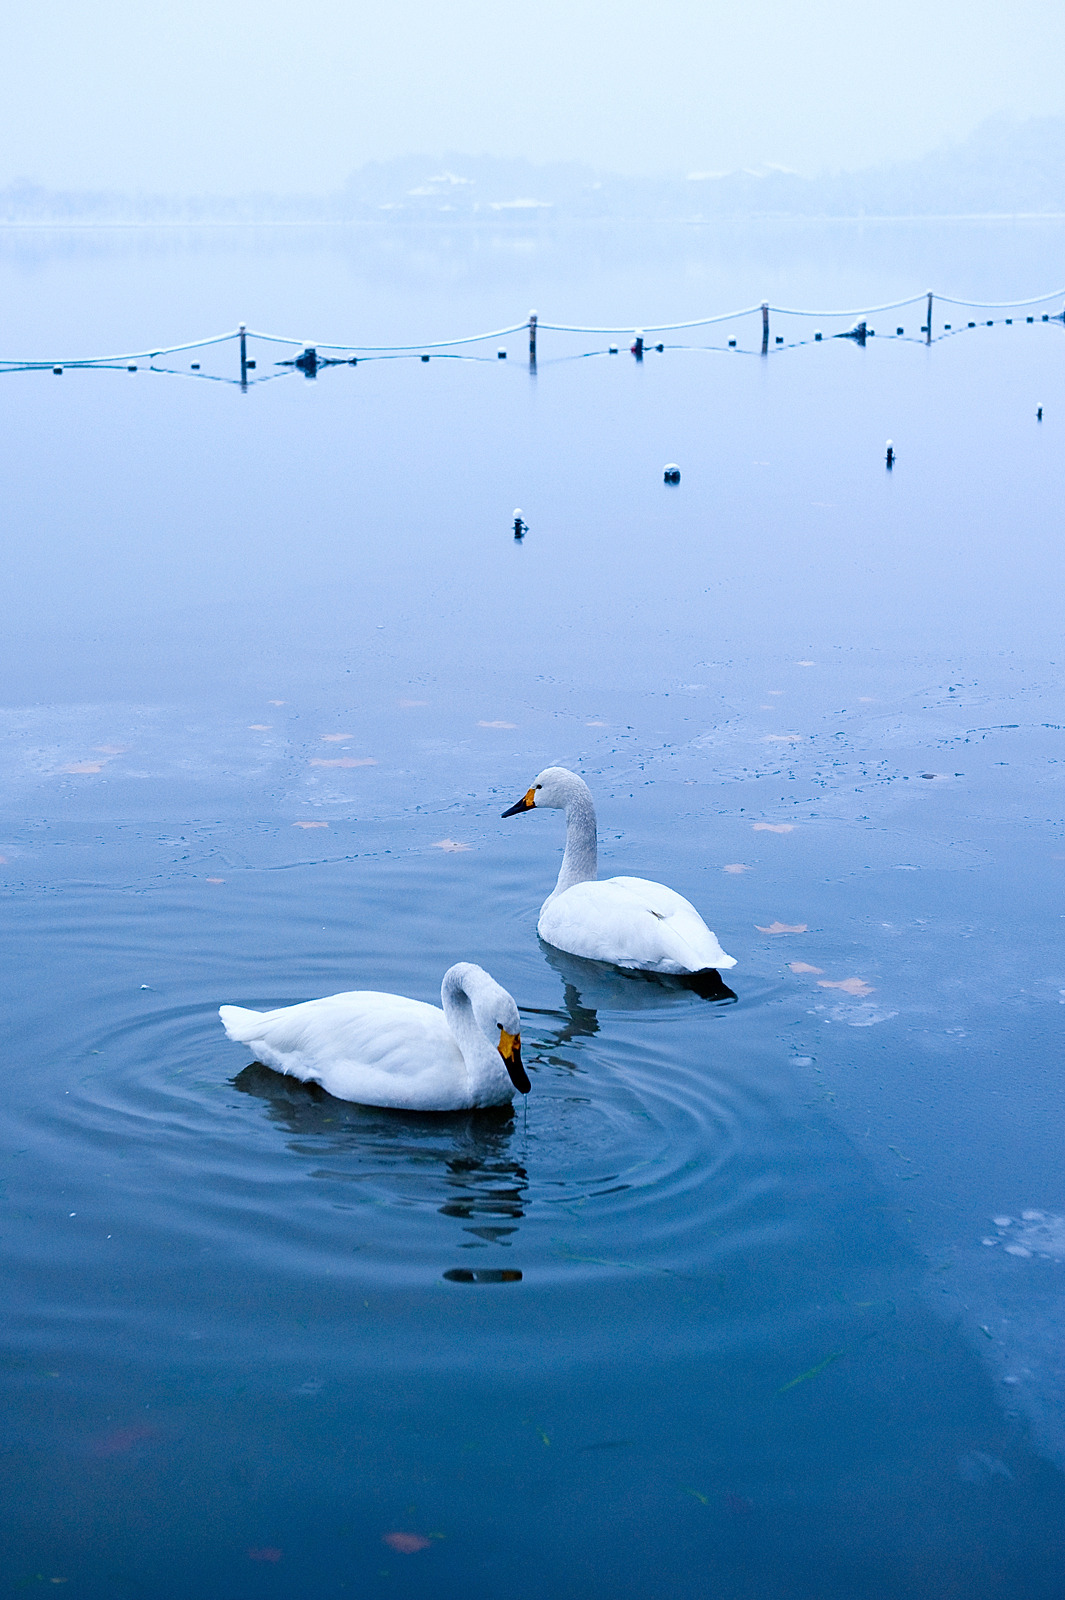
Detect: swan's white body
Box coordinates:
(503, 767, 736, 975)
(219, 963, 527, 1112)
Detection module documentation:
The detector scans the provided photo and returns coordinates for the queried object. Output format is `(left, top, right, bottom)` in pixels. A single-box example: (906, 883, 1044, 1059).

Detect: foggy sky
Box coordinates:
(5, 0, 1065, 193)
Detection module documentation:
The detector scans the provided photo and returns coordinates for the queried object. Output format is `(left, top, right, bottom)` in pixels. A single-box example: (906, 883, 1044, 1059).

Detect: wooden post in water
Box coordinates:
(528, 311, 537, 367)
(239, 323, 248, 388)
(926, 292, 933, 345)
(761, 302, 769, 355)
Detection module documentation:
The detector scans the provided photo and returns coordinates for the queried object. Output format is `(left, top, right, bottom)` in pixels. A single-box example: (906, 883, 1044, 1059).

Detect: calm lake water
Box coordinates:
(2, 218, 1064, 1597)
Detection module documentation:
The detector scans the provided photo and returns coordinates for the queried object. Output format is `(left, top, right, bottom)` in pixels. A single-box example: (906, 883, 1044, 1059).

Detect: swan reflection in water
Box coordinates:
(229, 952, 728, 1281)
(233, 1062, 530, 1281)
(538, 940, 737, 1010)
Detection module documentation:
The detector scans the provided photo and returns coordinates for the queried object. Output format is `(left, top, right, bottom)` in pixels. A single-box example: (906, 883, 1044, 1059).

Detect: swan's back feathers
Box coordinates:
(219, 991, 469, 1109)
(538, 875, 736, 973)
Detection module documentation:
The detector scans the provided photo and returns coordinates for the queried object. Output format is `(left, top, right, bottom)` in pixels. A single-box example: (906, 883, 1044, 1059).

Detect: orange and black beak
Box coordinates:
(498, 1028, 531, 1094)
(502, 787, 536, 818)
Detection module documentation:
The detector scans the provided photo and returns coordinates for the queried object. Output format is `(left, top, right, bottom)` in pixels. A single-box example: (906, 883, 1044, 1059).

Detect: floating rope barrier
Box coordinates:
(242, 321, 529, 352)
(538, 304, 764, 334)
(2, 285, 1062, 374)
(0, 330, 239, 370)
(767, 294, 927, 318)
(933, 288, 1065, 309)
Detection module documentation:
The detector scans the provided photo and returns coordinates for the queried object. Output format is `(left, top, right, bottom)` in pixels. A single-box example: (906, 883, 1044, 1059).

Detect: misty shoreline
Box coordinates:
(5, 213, 1065, 231)
(6, 115, 1065, 228)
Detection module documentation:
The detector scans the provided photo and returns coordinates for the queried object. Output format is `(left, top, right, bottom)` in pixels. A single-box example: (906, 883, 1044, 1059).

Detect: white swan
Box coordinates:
(219, 963, 529, 1112)
(503, 767, 736, 979)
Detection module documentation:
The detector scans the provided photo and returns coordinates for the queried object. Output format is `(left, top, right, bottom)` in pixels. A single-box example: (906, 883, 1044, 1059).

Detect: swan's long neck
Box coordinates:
(440, 964, 494, 1084)
(553, 783, 598, 898)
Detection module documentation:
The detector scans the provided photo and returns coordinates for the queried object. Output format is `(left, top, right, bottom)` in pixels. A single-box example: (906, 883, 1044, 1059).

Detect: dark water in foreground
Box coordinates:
(1, 220, 1064, 1596)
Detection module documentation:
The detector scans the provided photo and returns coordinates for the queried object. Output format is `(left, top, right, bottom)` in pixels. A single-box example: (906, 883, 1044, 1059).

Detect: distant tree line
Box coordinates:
(3, 115, 1064, 225)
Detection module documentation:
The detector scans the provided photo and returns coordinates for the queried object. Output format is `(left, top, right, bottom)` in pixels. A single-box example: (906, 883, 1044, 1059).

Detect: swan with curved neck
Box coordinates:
(503, 767, 736, 980)
(220, 962, 529, 1112)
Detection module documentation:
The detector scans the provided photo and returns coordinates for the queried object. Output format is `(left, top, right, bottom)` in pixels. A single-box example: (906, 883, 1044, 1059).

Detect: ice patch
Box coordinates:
(982, 1212, 1065, 1260)
(829, 1001, 898, 1028)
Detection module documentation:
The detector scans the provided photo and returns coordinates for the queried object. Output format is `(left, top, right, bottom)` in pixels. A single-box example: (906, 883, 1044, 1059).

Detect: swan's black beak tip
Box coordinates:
(498, 1029, 531, 1094)
(510, 1058, 531, 1095)
(502, 787, 536, 819)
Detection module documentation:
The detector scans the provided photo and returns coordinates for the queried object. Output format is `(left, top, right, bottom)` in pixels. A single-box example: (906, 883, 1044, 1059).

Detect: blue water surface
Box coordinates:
(1, 217, 1064, 1597)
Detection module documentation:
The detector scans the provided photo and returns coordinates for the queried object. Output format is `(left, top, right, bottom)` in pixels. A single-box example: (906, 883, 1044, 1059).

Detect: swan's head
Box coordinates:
(502, 766, 585, 816)
(479, 979, 530, 1096)
(446, 964, 530, 1095)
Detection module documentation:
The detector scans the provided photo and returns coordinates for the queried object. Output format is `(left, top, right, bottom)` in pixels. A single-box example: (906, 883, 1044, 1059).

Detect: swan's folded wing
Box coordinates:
(219, 991, 460, 1098)
(609, 877, 737, 969)
(539, 877, 736, 972)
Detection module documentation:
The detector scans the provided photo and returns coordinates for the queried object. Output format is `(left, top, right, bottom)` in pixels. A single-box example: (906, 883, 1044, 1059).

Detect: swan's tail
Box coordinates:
(219, 1004, 264, 1043)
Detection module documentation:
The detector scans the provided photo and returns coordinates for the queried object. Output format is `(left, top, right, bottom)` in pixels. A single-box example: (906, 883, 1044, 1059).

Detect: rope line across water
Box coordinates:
(242, 322, 529, 353)
(2, 285, 1063, 368)
(933, 288, 1065, 309)
(0, 330, 240, 369)
(539, 304, 764, 334)
(768, 295, 927, 318)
